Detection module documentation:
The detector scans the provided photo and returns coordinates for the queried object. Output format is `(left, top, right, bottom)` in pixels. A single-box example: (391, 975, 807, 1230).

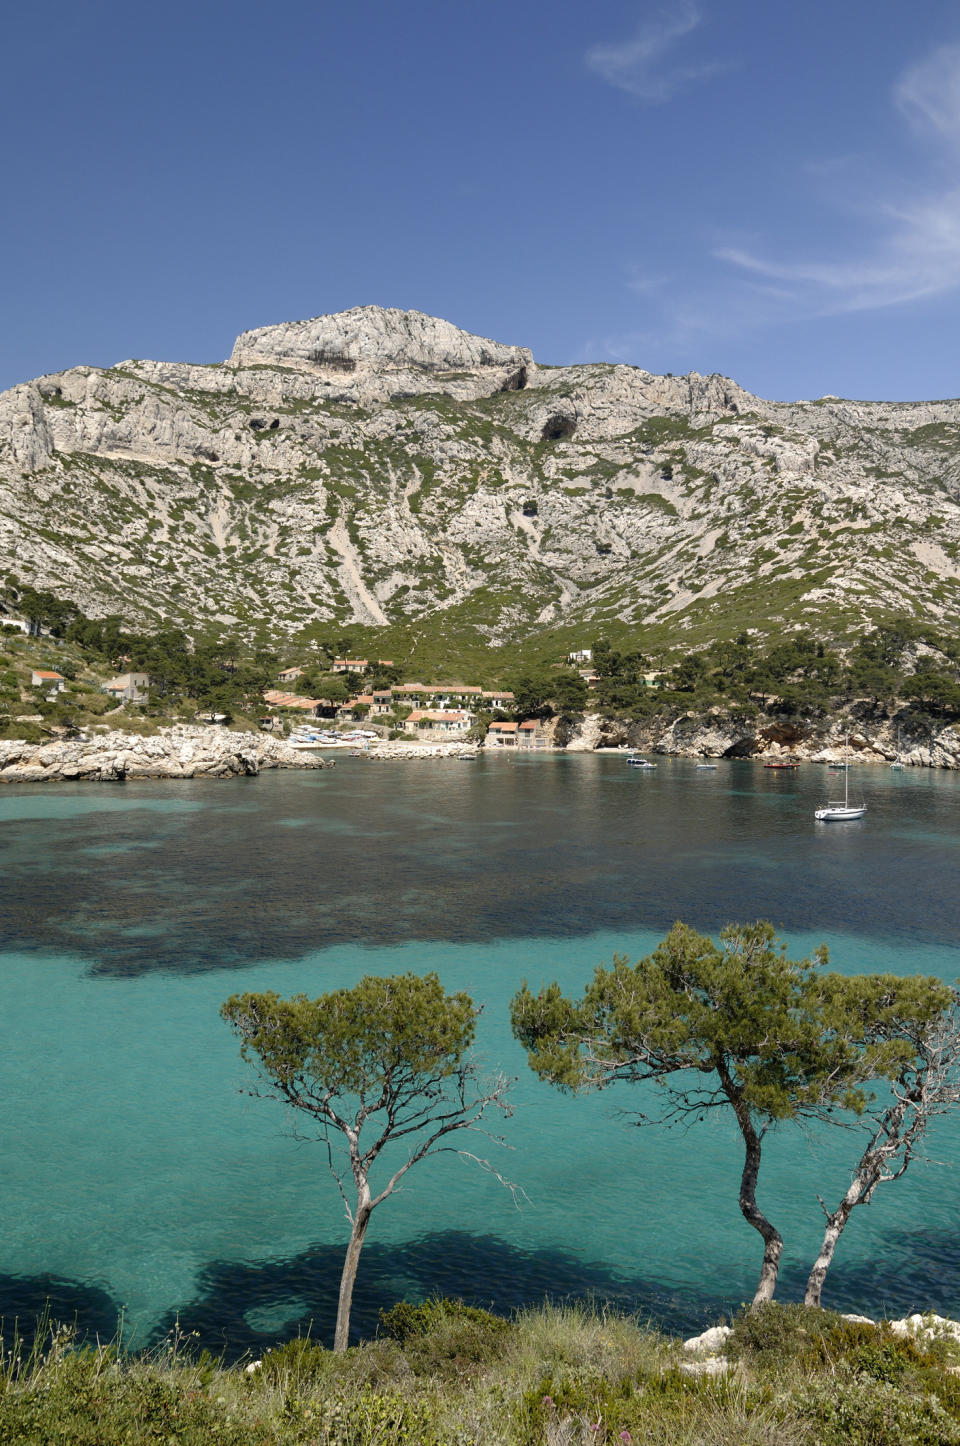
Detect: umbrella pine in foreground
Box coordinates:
(511, 921, 960, 1309)
(222, 972, 516, 1351)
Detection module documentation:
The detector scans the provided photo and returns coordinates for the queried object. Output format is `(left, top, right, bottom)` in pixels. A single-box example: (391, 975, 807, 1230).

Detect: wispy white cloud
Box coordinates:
(895, 44, 960, 141)
(717, 44, 960, 315)
(586, 2, 723, 104)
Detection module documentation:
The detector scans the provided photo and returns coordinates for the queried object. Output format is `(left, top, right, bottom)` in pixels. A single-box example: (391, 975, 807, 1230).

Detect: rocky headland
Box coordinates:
(0, 725, 331, 783)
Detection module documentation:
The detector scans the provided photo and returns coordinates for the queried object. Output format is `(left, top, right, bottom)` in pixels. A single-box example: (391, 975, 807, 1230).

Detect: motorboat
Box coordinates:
(696, 763, 718, 770)
(627, 757, 657, 768)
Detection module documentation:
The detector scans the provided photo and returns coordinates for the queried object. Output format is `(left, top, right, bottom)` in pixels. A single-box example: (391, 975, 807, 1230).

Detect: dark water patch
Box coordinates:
(0, 760, 958, 977)
(149, 1231, 735, 1361)
(0, 1272, 121, 1348)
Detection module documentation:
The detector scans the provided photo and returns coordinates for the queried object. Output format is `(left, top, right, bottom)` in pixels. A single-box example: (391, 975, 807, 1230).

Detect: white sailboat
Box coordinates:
(890, 725, 905, 769)
(815, 737, 866, 821)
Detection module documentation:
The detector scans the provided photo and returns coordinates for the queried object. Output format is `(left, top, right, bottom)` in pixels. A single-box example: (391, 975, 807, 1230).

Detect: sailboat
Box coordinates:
(815, 737, 866, 821)
(890, 725, 905, 770)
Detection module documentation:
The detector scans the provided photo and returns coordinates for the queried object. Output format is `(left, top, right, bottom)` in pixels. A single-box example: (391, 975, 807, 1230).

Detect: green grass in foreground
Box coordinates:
(3, 1300, 960, 1445)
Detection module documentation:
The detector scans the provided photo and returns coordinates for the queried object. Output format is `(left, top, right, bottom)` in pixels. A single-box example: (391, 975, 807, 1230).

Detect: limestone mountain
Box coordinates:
(2, 304, 959, 649)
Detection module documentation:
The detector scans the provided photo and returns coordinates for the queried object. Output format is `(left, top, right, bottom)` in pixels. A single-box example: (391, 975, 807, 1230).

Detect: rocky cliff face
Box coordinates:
(2, 305, 960, 645)
(563, 711, 960, 769)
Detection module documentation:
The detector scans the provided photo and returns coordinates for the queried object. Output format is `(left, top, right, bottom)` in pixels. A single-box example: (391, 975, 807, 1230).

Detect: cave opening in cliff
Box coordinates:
(500, 366, 528, 392)
(541, 415, 576, 441)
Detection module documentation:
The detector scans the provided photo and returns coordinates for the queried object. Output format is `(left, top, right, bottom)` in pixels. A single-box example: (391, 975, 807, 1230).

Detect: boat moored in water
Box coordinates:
(815, 736, 866, 821)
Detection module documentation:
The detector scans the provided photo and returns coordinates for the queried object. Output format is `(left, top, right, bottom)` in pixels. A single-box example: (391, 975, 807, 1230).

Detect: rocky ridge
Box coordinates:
(3, 305, 960, 645)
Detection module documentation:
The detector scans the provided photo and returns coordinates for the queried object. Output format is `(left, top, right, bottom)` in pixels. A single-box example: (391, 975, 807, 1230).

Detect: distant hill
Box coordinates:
(2, 305, 959, 653)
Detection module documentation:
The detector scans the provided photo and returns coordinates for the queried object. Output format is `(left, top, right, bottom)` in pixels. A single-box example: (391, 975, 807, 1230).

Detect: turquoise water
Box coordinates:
(1, 756, 959, 1351)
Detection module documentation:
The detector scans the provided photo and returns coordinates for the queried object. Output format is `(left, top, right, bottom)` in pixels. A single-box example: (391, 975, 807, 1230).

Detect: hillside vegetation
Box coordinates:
(5, 573, 960, 750)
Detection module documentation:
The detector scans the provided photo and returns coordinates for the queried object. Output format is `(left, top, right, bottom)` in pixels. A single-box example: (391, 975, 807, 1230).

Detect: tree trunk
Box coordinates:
(805, 1158, 887, 1308)
(805, 1094, 916, 1308)
(740, 1126, 783, 1305)
(805, 1202, 854, 1308)
(333, 1203, 371, 1352)
(720, 1070, 782, 1305)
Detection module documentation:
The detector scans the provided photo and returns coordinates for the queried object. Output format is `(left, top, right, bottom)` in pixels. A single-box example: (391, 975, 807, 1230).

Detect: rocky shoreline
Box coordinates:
(2, 711, 959, 782)
(561, 711, 960, 769)
(0, 725, 332, 783)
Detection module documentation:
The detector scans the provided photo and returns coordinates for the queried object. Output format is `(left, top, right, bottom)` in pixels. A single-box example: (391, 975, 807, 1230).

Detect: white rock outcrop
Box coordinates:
(682, 1325, 732, 1353)
(0, 726, 328, 783)
(230, 305, 532, 377)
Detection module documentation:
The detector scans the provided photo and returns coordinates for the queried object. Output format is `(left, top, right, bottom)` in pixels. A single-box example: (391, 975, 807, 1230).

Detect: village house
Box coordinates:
(517, 719, 545, 749)
(390, 683, 431, 705)
(431, 684, 483, 706)
(338, 693, 376, 718)
(369, 690, 393, 716)
(277, 666, 304, 684)
(390, 683, 515, 711)
(568, 648, 593, 665)
(482, 688, 515, 710)
(102, 672, 150, 703)
(403, 708, 473, 736)
(486, 721, 519, 748)
(332, 658, 394, 674)
(31, 669, 66, 692)
(263, 688, 326, 717)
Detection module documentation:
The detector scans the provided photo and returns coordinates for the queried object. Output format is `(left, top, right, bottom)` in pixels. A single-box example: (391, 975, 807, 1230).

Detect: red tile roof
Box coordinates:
(263, 689, 323, 709)
(489, 721, 518, 732)
(407, 709, 470, 723)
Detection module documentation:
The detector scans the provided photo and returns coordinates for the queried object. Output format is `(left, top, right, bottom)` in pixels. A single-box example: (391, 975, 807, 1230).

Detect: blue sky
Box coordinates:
(4, 0, 960, 401)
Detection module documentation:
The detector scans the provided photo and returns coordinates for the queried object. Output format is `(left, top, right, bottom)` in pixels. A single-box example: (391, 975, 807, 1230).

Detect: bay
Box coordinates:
(1, 754, 958, 1354)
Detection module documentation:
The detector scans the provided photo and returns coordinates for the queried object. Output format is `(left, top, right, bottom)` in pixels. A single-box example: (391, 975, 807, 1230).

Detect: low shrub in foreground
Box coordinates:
(379, 1297, 512, 1378)
(5, 1302, 960, 1445)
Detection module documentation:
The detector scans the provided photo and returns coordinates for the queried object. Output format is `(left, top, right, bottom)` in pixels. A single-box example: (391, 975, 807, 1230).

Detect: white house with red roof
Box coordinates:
(486, 721, 519, 747)
(31, 669, 66, 692)
(403, 708, 473, 735)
